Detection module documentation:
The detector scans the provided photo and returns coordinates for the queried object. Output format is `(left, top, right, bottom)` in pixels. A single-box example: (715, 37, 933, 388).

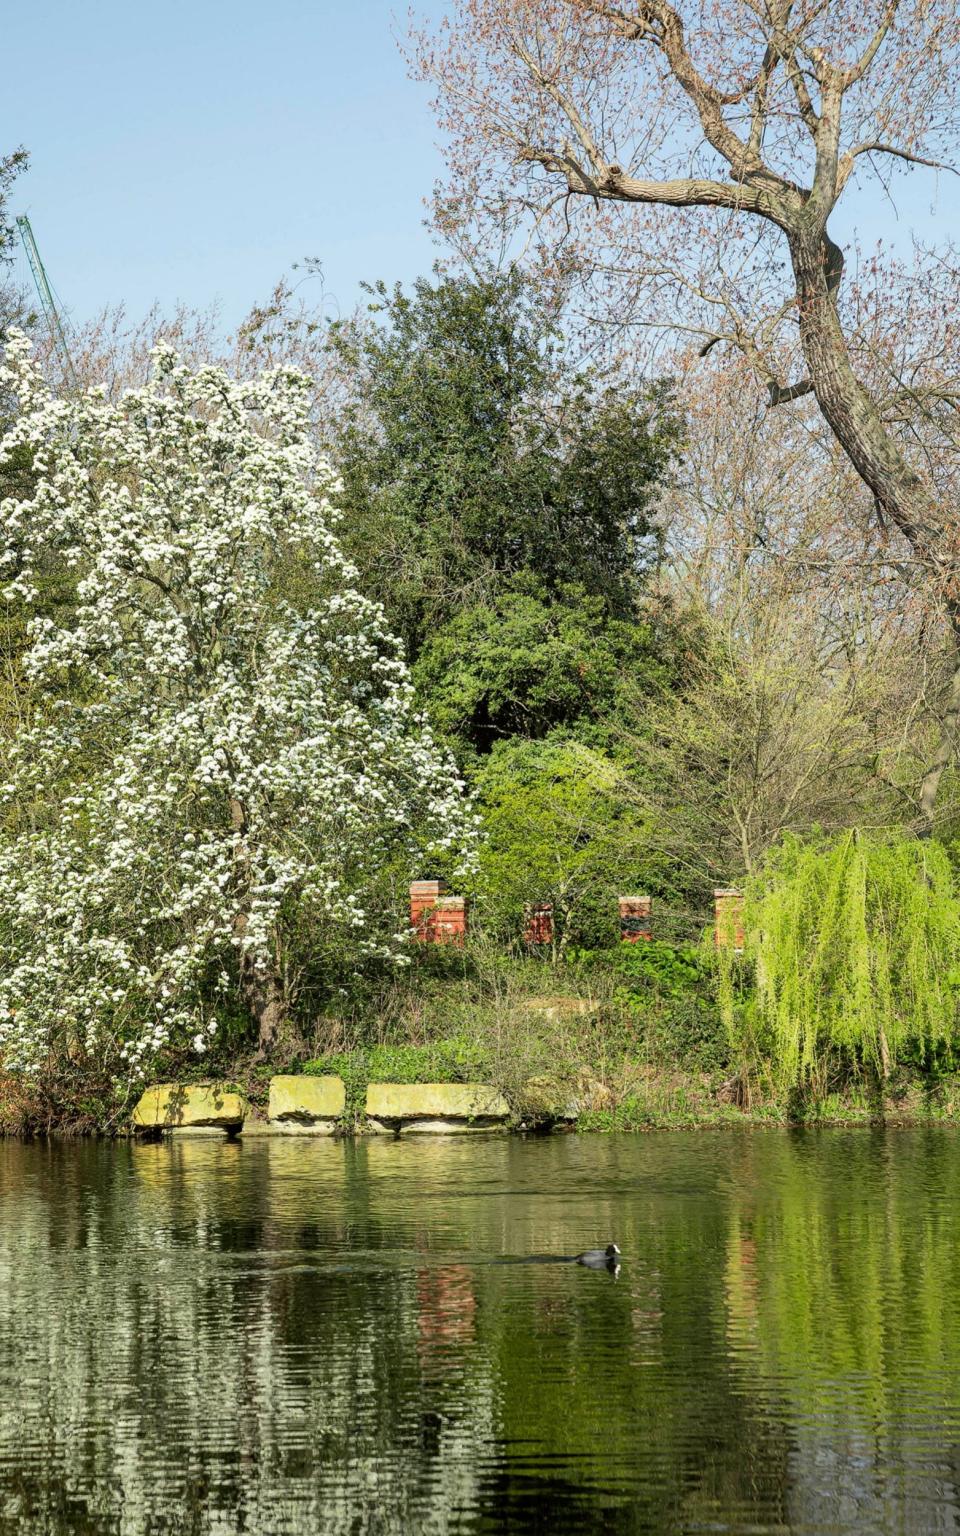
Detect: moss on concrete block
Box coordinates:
(520, 1075, 579, 1121)
(519, 1070, 612, 1123)
(365, 1082, 509, 1132)
(132, 1083, 245, 1133)
(268, 1074, 345, 1127)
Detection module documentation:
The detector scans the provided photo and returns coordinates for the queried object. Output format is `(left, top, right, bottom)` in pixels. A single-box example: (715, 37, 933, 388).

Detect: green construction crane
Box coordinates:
(15, 214, 77, 388)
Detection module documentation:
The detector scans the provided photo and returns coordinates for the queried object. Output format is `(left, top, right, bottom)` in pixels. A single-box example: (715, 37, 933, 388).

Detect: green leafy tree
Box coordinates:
(475, 735, 673, 946)
(329, 269, 679, 661)
(721, 832, 960, 1091)
(414, 577, 667, 753)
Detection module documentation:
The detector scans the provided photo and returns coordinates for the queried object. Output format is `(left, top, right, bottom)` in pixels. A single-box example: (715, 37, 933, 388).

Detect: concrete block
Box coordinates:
(268, 1074, 345, 1130)
(132, 1083, 245, 1134)
(364, 1081, 509, 1132)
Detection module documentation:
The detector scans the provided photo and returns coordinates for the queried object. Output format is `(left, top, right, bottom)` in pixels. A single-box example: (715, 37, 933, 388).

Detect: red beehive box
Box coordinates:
(523, 902, 554, 947)
(410, 880, 447, 939)
(409, 882, 467, 945)
(433, 896, 468, 947)
(619, 895, 652, 942)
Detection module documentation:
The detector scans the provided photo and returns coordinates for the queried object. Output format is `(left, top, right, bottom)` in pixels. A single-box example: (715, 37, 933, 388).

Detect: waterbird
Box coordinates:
(491, 1242, 621, 1274)
(575, 1243, 621, 1270)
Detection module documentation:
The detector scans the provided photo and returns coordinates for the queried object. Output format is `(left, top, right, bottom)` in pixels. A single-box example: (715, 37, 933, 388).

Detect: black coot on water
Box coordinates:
(575, 1243, 621, 1270)
(492, 1243, 621, 1274)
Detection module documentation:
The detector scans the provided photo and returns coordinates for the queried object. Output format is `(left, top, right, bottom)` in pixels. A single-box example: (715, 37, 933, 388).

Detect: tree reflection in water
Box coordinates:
(0, 1130, 958, 1534)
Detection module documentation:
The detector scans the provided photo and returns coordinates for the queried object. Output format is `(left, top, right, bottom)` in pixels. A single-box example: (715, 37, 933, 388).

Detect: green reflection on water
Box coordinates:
(1, 1129, 959, 1534)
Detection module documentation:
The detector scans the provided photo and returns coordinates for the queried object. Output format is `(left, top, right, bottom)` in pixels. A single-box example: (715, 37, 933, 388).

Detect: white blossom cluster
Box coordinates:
(0, 334, 476, 1076)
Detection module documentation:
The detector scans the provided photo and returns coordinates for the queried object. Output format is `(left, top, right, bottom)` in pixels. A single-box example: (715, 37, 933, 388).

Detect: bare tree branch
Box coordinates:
(575, 0, 803, 201)
(842, 0, 902, 86)
(517, 143, 792, 221)
(767, 378, 814, 405)
(838, 139, 960, 191)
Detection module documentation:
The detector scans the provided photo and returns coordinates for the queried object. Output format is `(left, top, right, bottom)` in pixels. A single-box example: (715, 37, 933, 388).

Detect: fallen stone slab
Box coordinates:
(268, 1074, 345, 1134)
(520, 1070, 613, 1124)
(365, 1082, 510, 1134)
(132, 1083, 246, 1135)
(521, 1075, 579, 1123)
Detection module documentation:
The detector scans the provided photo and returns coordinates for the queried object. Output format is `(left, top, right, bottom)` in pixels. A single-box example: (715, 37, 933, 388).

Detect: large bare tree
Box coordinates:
(415, 0, 960, 825)
(632, 359, 945, 874)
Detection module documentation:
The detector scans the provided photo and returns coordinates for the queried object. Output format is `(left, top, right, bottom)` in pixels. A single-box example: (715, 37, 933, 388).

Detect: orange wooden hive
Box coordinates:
(713, 888, 745, 951)
(432, 895, 468, 946)
(409, 882, 467, 945)
(410, 880, 446, 938)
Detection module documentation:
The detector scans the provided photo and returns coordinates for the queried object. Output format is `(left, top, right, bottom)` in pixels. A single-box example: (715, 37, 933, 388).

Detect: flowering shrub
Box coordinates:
(0, 334, 474, 1076)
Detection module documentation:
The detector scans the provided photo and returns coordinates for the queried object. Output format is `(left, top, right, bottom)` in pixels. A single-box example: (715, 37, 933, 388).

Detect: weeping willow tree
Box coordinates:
(719, 832, 960, 1089)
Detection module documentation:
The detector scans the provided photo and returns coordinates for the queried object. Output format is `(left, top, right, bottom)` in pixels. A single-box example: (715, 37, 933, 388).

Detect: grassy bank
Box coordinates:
(4, 939, 960, 1135)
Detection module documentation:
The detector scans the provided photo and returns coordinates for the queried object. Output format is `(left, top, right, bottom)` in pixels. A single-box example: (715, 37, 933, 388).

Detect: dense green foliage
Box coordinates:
(329, 270, 679, 667)
(473, 736, 673, 946)
(325, 271, 691, 953)
(413, 579, 648, 750)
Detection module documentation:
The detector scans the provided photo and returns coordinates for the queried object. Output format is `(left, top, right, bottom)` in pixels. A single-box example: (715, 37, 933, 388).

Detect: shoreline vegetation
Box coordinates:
(6, 1072, 960, 1140)
(5, 272, 960, 1135)
(5, 935, 960, 1138)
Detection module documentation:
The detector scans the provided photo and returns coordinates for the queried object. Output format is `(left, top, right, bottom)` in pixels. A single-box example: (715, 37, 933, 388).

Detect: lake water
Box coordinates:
(2, 1129, 960, 1534)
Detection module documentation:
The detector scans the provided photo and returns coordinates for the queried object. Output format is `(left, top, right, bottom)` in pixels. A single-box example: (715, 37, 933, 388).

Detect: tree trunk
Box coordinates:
(229, 796, 286, 1055)
(788, 224, 956, 818)
(238, 949, 285, 1056)
(788, 226, 942, 559)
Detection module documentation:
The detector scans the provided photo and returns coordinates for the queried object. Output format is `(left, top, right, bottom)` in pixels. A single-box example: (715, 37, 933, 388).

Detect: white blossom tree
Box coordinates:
(0, 333, 474, 1075)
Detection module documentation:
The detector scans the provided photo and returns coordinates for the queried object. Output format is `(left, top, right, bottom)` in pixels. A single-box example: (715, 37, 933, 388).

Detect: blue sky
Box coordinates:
(3, 0, 446, 331)
(2, 0, 951, 334)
